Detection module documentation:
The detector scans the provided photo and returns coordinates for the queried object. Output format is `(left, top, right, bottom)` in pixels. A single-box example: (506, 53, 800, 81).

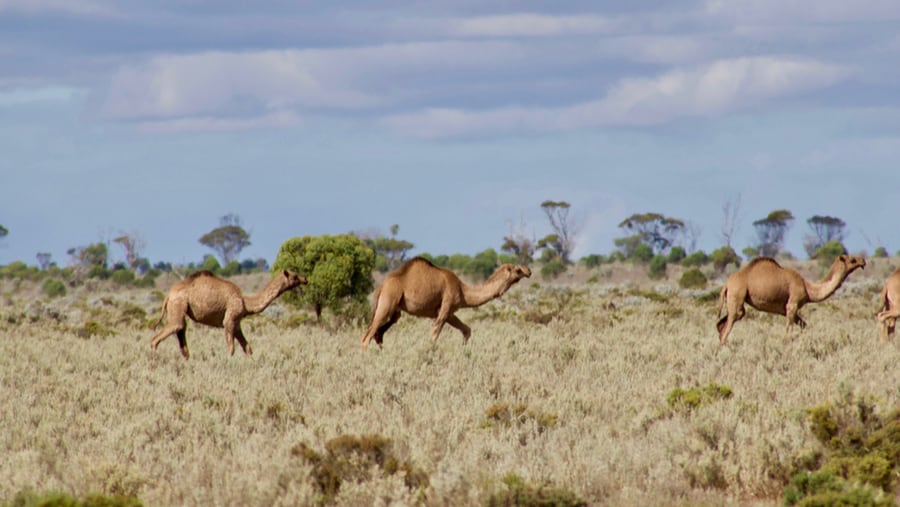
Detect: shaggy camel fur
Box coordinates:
(716, 255, 866, 344)
(878, 268, 900, 341)
(150, 270, 307, 359)
(361, 257, 531, 350)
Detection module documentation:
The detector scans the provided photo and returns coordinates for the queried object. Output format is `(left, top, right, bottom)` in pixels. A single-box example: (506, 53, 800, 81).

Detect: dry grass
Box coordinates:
(2, 258, 899, 506)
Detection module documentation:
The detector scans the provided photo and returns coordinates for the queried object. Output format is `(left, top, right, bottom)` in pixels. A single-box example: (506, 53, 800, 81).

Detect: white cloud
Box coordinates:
(451, 13, 619, 38)
(705, 0, 900, 23)
(384, 57, 850, 137)
(136, 110, 300, 134)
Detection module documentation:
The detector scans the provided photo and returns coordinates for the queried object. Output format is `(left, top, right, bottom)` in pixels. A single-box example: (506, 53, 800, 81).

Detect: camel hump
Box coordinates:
(186, 270, 216, 280)
(747, 257, 780, 269)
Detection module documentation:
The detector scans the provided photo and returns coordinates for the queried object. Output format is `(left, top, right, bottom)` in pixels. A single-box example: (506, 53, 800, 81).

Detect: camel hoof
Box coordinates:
(181, 349, 190, 360)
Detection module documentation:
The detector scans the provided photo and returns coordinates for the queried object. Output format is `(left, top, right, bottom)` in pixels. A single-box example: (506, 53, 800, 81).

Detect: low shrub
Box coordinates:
(668, 383, 733, 411)
(42, 278, 67, 298)
(647, 255, 667, 280)
(290, 434, 428, 502)
(679, 268, 708, 289)
(3, 490, 143, 507)
(485, 473, 587, 507)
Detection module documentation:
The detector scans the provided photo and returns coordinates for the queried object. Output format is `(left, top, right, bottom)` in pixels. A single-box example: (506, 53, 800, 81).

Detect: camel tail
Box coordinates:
(152, 296, 168, 329)
(716, 285, 727, 319)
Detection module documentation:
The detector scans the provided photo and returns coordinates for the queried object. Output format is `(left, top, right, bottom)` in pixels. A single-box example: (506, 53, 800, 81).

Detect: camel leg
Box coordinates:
(224, 315, 239, 356)
(150, 318, 185, 352)
(362, 299, 397, 351)
(717, 293, 746, 345)
(176, 328, 189, 360)
(446, 314, 472, 344)
(785, 301, 800, 339)
(431, 302, 453, 345)
(373, 310, 401, 347)
(878, 308, 900, 341)
(234, 323, 252, 356)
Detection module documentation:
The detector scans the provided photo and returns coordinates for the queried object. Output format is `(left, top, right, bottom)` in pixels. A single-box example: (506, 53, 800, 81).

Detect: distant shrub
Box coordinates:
(199, 255, 221, 274)
(77, 321, 115, 339)
(219, 261, 241, 277)
(667, 383, 733, 411)
(0, 261, 42, 280)
(4, 490, 143, 507)
(681, 250, 710, 267)
(110, 269, 135, 286)
(679, 268, 708, 289)
(667, 246, 686, 263)
(711, 246, 742, 272)
(814, 240, 847, 268)
(482, 402, 558, 434)
(486, 473, 587, 507)
(647, 255, 667, 280)
(873, 247, 888, 258)
(580, 254, 607, 268)
(42, 278, 66, 298)
(540, 260, 567, 280)
(632, 244, 654, 264)
(290, 434, 428, 502)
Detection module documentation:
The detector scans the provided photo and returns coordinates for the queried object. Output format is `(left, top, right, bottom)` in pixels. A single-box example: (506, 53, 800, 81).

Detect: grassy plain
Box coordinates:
(1, 258, 899, 506)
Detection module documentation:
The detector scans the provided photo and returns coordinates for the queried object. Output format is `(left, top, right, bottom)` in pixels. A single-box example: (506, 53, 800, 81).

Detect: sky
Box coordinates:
(1, 0, 898, 268)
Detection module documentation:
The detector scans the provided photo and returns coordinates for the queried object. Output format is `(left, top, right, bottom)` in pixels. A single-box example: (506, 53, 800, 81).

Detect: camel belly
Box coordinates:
(187, 305, 226, 327)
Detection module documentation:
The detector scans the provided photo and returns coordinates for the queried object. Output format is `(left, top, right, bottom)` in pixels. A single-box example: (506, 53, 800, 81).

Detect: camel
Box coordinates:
(716, 255, 866, 344)
(877, 268, 900, 341)
(360, 257, 532, 350)
(150, 269, 307, 359)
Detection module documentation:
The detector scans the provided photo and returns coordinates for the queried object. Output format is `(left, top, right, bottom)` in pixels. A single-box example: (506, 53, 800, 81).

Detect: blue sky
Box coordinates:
(1, 1, 898, 267)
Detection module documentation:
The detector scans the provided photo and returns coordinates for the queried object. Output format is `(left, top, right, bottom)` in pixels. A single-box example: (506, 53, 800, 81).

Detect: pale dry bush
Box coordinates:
(1, 264, 898, 506)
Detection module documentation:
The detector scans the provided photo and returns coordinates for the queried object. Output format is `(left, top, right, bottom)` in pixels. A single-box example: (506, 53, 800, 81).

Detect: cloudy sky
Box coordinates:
(1, 0, 898, 267)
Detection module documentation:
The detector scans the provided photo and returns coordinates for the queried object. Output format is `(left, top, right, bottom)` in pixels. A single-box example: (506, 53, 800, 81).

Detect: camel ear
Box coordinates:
(282, 269, 289, 277)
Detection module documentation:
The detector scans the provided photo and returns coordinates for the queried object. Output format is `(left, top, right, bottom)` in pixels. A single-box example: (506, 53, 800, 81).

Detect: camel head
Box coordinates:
(492, 264, 532, 296)
(836, 254, 866, 274)
(279, 269, 308, 290)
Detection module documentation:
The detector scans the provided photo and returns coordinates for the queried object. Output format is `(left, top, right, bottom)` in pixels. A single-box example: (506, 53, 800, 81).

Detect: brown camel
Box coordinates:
(877, 268, 900, 341)
(360, 257, 532, 350)
(716, 255, 866, 344)
(150, 269, 307, 359)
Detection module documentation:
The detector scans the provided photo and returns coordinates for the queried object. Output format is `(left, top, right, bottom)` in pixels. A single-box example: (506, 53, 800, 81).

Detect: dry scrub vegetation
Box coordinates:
(2, 259, 900, 506)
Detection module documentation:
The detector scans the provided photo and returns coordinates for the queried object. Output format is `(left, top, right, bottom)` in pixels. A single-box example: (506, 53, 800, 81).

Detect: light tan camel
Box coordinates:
(716, 255, 866, 344)
(360, 257, 532, 350)
(150, 269, 307, 359)
(877, 268, 900, 341)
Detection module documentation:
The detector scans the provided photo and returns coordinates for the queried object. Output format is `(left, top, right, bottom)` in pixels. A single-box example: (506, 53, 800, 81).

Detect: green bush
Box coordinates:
(272, 234, 375, 322)
(580, 254, 607, 268)
(42, 278, 66, 298)
(110, 269, 135, 286)
(667, 246, 686, 263)
(647, 254, 667, 279)
(681, 250, 710, 267)
(787, 395, 900, 505)
(711, 246, 742, 272)
(540, 260, 567, 280)
(679, 268, 707, 289)
(814, 240, 847, 267)
(486, 473, 587, 507)
(667, 383, 733, 411)
(631, 244, 654, 264)
(873, 247, 888, 258)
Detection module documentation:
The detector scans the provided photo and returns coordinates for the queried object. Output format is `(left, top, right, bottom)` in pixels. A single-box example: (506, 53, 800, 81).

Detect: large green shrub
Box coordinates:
(647, 254, 667, 279)
(814, 240, 847, 268)
(711, 246, 741, 272)
(272, 234, 375, 322)
(679, 268, 707, 289)
(681, 250, 710, 267)
(41, 278, 66, 298)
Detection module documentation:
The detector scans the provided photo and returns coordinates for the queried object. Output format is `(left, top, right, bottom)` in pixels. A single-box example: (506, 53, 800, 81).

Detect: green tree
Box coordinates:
(803, 215, 847, 258)
(0, 224, 8, 239)
(67, 242, 109, 278)
(272, 234, 375, 321)
(359, 224, 414, 273)
(752, 209, 794, 257)
(199, 213, 251, 265)
(617, 213, 685, 255)
(538, 200, 579, 264)
(710, 246, 741, 273)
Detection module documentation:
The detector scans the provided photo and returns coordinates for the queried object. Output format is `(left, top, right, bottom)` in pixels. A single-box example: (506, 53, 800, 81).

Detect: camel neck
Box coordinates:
(460, 276, 507, 308)
(805, 262, 850, 303)
(243, 277, 288, 314)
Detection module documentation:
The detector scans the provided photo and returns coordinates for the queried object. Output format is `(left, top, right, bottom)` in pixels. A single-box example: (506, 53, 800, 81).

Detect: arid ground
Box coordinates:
(2, 258, 899, 506)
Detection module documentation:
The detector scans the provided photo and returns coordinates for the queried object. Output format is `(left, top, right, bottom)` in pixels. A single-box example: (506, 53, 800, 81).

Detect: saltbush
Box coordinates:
(485, 473, 587, 507)
(667, 246, 686, 263)
(667, 383, 733, 411)
(679, 268, 708, 289)
(647, 255, 667, 280)
(3, 490, 143, 507)
(681, 250, 710, 267)
(42, 278, 66, 298)
(290, 434, 428, 502)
